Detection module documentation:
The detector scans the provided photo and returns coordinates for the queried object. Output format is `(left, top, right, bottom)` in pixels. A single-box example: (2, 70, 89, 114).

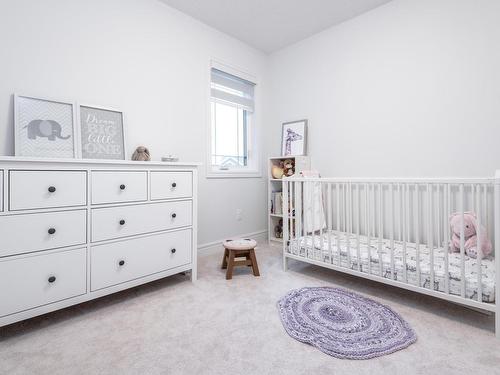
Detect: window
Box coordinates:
(208, 64, 260, 177)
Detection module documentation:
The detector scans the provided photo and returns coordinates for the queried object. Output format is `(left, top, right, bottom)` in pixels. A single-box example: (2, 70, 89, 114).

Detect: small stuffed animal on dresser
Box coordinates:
(449, 212, 492, 258)
(131, 146, 151, 161)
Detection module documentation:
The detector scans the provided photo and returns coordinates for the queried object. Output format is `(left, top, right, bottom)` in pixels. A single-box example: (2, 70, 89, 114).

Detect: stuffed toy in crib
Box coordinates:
(449, 212, 492, 258)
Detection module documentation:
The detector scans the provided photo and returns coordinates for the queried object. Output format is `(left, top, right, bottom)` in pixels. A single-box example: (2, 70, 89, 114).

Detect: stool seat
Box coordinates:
(221, 238, 260, 280)
(223, 238, 257, 250)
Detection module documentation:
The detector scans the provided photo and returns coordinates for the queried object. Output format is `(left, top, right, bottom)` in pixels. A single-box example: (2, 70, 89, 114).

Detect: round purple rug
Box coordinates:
(277, 287, 417, 360)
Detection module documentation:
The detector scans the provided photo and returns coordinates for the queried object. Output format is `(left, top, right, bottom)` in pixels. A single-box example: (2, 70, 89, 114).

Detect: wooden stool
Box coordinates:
(222, 239, 260, 280)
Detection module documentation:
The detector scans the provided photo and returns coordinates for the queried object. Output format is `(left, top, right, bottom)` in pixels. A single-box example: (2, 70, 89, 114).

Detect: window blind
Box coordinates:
(211, 68, 255, 112)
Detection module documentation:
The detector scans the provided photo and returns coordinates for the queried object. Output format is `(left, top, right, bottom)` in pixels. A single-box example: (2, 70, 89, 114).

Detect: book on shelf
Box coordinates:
(270, 192, 296, 216)
(271, 192, 282, 214)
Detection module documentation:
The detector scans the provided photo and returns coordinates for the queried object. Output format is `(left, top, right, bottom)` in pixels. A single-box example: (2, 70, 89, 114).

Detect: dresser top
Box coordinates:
(0, 156, 201, 167)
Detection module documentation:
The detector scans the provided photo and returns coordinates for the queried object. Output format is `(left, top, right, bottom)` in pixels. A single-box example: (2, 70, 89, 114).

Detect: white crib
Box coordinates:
(282, 171, 500, 337)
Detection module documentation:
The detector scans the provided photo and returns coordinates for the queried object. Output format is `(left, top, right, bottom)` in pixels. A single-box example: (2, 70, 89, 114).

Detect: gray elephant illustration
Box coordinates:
(24, 119, 71, 141)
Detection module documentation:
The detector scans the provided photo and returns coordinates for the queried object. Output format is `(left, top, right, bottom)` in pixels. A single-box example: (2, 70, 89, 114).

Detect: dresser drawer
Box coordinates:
(91, 171, 147, 204)
(9, 170, 87, 210)
(91, 200, 192, 242)
(0, 248, 87, 317)
(91, 229, 192, 291)
(151, 172, 192, 200)
(0, 210, 87, 257)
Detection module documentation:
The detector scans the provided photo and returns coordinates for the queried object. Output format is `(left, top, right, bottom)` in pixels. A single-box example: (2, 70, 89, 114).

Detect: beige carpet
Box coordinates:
(1, 242, 500, 375)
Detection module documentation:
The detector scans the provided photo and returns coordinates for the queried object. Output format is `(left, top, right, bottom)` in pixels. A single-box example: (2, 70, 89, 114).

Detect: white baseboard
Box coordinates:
(197, 230, 268, 252)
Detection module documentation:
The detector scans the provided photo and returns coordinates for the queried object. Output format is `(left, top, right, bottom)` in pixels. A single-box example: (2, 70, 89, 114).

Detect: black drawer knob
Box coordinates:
(171, 248, 176, 254)
(48, 276, 56, 283)
(48, 228, 56, 235)
(171, 213, 177, 218)
(171, 182, 177, 188)
(120, 184, 126, 190)
(119, 260, 125, 266)
(48, 186, 56, 193)
(119, 219, 126, 226)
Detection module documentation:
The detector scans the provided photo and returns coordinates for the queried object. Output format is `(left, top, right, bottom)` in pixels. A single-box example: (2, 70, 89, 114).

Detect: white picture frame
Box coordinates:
(14, 94, 78, 158)
(77, 103, 126, 160)
(281, 119, 307, 156)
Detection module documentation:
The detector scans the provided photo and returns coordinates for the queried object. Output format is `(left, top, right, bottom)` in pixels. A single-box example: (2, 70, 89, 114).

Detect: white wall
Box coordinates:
(0, 0, 269, 246)
(266, 0, 500, 178)
(1, 0, 498, 247)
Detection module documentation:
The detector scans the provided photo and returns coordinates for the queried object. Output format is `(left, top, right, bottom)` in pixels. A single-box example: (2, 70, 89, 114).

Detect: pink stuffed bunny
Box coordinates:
(449, 212, 492, 258)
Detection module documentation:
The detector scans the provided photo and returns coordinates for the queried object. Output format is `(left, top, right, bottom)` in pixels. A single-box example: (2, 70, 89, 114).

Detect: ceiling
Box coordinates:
(159, 0, 393, 53)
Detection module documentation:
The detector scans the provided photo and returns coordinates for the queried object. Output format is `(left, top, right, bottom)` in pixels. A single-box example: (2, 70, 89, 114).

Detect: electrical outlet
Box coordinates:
(236, 209, 243, 221)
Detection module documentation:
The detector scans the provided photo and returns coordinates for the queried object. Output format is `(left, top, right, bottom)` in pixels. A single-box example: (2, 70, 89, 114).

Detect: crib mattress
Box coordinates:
(289, 232, 495, 303)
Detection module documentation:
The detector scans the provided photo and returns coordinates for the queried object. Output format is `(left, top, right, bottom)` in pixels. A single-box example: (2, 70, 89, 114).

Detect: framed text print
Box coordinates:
(79, 105, 125, 160)
(14, 94, 78, 158)
(281, 119, 307, 156)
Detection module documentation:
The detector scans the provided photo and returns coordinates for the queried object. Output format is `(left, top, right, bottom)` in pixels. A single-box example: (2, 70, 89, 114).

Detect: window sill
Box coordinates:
(206, 169, 262, 179)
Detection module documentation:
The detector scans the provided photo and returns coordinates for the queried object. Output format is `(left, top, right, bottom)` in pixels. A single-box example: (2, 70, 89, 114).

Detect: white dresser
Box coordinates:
(0, 157, 198, 327)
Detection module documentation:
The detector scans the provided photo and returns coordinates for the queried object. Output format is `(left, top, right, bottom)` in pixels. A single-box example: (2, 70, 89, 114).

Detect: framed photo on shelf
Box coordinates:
(14, 94, 78, 158)
(78, 104, 126, 160)
(281, 119, 307, 156)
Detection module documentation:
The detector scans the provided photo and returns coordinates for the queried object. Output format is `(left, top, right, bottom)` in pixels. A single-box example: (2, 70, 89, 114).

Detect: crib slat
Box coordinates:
(347, 183, 352, 268)
(477, 184, 483, 302)
(319, 183, 325, 260)
(390, 183, 395, 280)
(289, 181, 293, 243)
(336, 183, 341, 266)
(445, 184, 450, 294)
(378, 183, 383, 277)
(436, 184, 442, 289)
(327, 183, 333, 264)
(311, 181, 316, 260)
(428, 183, 435, 290)
(300, 181, 304, 255)
(372, 184, 376, 274)
(356, 184, 361, 272)
(302, 181, 308, 259)
(472, 184, 476, 213)
(294, 181, 300, 255)
(482, 184, 487, 299)
(483, 184, 487, 298)
(436, 185, 441, 253)
(403, 183, 408, 283)
(398, 184, 402, 242)
(366, 183, 371, 276)
(460, 184, 466, 298)
(415, 184, 421, 287)
(407, 184, 411, 242)
(283, 180, 289, 261)
(372, 183, 376, 239)
(343, 183, 346, 233)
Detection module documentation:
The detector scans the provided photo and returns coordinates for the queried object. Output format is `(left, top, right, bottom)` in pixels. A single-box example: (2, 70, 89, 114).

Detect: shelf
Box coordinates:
(270, 214, 296, 219)
(269, 156, 302, 160)
(270, 178, 284, 182)
(270, 237, 283, 243)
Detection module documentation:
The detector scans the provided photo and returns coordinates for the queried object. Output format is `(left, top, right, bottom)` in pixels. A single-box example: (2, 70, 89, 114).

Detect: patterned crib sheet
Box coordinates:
(289, 231, 495, 303)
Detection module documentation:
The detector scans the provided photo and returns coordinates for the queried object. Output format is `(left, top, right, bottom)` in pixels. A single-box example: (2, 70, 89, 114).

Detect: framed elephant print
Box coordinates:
(14, 94, 78, 158)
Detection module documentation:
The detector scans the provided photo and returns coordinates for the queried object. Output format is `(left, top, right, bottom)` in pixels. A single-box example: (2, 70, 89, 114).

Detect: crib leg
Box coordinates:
(496, 311, 500, 339)
(283, 255, 289, 271)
